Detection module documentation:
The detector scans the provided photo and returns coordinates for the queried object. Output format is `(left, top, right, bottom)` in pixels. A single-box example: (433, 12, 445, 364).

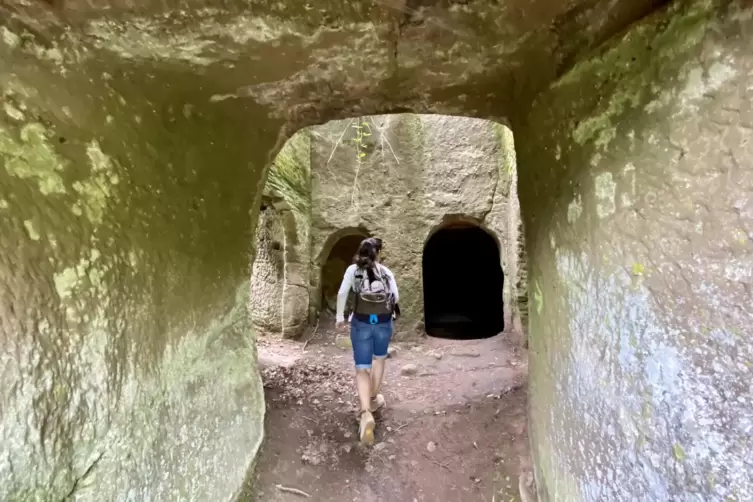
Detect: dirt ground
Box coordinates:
(253, 319, 532, 502)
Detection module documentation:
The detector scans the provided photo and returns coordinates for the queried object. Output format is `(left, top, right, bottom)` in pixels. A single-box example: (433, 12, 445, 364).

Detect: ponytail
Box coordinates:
(357, 256, 377, 282)
(354, 238, 378, 282)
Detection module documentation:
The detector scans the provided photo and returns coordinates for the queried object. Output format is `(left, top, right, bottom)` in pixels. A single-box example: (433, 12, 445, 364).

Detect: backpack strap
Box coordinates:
(353, 267, 364, 293)
(379, 266, 397, 314)
(373, 264, 385, 284)
(375, 264, 389, 290)
(374, 265, 394, 307)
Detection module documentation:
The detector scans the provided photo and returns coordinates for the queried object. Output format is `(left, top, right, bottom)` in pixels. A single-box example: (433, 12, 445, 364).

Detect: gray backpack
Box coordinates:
(353, 265, 394, 321)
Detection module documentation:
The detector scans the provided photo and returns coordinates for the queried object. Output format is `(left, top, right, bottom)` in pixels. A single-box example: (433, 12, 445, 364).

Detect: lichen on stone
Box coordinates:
(523, 1, 753, 500)
(83, 13, 373, 67)
(0, 122, 67, 195)
(594, 171, 616, 219)
(3, 102, 24, 121)
(1, 26, 20, 48)
(23, 219, 40, 240)
(558, 1, 717, 152)
(71, 140, 119, 225)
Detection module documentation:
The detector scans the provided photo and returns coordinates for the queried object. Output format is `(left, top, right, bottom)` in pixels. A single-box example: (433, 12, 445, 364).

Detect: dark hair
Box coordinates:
(354, 238, 378, 282)
(369, 237, 383, 254)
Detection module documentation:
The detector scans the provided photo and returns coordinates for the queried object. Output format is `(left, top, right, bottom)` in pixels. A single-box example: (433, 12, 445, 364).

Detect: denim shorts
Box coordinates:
(350, 318, 393, 369)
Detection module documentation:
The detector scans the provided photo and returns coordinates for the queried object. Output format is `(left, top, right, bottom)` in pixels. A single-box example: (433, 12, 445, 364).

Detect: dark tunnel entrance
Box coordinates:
(320, 233, 366, 313)
(422, 224, 504, 340)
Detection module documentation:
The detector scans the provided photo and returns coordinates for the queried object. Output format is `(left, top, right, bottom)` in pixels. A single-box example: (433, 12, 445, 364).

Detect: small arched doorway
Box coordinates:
(422, 223, 504, 339)
(319, 230, 369, 314)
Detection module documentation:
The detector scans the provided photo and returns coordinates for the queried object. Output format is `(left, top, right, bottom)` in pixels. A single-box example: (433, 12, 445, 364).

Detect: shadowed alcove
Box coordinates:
(320, 232, 369, 314)
(422, 223, 504, 339)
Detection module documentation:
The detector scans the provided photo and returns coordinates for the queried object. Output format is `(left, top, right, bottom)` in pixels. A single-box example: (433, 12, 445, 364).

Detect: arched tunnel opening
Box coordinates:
(320, 233, 367, 314)
(3, 2, 748, 499)
(422, 224, 505, 340)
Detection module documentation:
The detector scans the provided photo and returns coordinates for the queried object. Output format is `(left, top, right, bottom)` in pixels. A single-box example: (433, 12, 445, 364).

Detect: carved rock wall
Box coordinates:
(0, 9, 273, 501)
(249, 205, 285, 334)
(515, 2, 753, 500)
(308, 114, 521, 337)
(2, 0, 752, 500)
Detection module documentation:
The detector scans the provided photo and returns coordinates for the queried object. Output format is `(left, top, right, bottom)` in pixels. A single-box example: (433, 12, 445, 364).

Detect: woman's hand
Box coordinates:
(335, 321, 347, 331)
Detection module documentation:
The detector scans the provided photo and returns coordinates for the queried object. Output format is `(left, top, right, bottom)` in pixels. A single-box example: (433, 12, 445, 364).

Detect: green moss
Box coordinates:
(531, 434, 582, 502)
(4, 102, 24, 121)
(556, 1, 716, 151)
(557, 1, 713, 89)
(533, 280, 543, 315)
(161, 283, 258, 396)
(673, 443, 687, 461)
(401, 113, 425, 148)
(266, 129, 311, 218)
(0, 26, 277, 500)
(572, 89, 640, 148)
(493, 122, 516, 182)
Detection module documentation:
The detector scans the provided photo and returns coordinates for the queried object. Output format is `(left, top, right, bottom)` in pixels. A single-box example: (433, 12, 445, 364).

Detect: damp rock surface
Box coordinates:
(516, 2, 753, 500)
(1, 0, 752, 501)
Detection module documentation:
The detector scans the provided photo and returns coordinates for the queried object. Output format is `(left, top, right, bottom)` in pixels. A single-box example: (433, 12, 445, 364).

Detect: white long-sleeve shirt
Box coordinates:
(336, 263, 399, 323)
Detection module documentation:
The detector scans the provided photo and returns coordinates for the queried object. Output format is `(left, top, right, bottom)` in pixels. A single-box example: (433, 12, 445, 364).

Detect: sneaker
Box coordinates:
(370, 394, 386, 412)
(359, 411, 375, 446)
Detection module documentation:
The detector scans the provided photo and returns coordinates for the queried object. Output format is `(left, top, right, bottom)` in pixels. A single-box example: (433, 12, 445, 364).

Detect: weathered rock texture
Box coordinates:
(249, 204, 285, 333)
(308, 114, 521, 337)
(515, 2, 753, 500)
(1, 0, 752, 500)
(253, 115, 523, 338)
(250, 130, 312, 337)
(1, 4, 271, 500)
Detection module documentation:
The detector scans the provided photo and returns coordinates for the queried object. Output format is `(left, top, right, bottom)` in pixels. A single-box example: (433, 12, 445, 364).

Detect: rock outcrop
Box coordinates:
(1, 0, 752, 500)
(249, 203, 285, 333)
(308, 114, 522, 336)
(254, 115, 524, 339)
(516, 3, 753, 500)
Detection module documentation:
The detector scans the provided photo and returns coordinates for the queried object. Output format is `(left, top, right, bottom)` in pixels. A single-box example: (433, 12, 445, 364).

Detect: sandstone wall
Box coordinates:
(281, 209, 311, 338)
(0, 16, 271, 501)
(500, 125, 528, 336)
(515, 2, 753, 500)
(308, 114, 520, 337)
(250, 130, 312, 338)
(4, 0, 753, 499)
(249, 205, 285, 334)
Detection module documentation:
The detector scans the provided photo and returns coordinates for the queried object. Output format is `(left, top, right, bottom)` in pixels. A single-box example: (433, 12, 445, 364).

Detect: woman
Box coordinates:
(343, 238, 399, 325)
(335, 237, 399, 446)
(369, 238, 401, 320)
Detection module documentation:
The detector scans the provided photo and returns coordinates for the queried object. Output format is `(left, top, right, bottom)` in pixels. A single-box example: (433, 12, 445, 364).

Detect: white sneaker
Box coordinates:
(370, 394, 386, 412)
(359, 411, 375, 446)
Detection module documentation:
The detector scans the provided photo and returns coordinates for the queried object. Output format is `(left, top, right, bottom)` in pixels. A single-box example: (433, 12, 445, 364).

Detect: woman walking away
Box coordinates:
(367, 237, 400, 320)
(335, 238, 399, 446)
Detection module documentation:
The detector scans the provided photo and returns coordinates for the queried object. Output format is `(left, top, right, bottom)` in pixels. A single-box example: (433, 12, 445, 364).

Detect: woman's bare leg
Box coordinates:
(355, 368, 375, 445)
(355, 368, 373, 412)
(369, 321, 392, 410)
(370, 358, 386, 397)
